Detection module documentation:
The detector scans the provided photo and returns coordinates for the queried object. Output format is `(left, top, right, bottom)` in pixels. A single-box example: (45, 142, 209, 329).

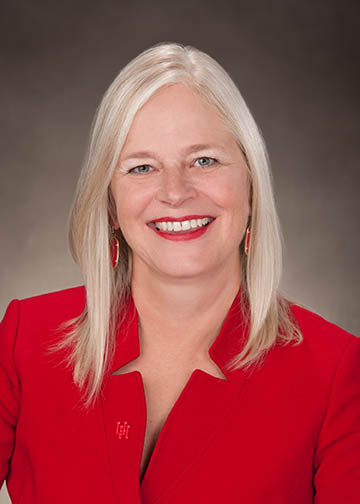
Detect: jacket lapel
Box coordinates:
(101, 290, 249, 503)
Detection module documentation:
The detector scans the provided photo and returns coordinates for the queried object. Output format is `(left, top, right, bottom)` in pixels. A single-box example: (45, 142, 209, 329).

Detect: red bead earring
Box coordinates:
(244, 226, 251, 256)
(111, 230, 120, 268)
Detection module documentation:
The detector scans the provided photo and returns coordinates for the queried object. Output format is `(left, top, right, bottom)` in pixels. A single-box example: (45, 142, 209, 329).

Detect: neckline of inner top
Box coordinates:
(109, 287, 247, 381)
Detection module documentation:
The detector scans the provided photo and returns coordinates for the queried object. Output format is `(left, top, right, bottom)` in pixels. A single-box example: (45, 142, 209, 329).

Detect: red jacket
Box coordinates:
(0, 286, 359, 503)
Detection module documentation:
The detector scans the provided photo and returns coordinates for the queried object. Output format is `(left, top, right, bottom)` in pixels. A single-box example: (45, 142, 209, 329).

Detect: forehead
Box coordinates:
(120, 83, 236, 156)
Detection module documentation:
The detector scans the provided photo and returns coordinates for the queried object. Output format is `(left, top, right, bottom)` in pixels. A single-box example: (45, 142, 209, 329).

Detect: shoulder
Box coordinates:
(278, 302, 360, 381)
(18, 285, 86, 322)
(16, 285, 86, 344)
(289, 302, 357, 352)
(252, 303, 360, 429)
(258, 302, 359, 385)
(1, 285, 85, 330)
(0, 286, 86, 371)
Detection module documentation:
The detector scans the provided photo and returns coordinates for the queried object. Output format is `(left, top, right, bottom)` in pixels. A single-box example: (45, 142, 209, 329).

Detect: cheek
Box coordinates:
(209, 175, 250, 216)
(111, 182, 152, 225)
(231, 173, 250, 215)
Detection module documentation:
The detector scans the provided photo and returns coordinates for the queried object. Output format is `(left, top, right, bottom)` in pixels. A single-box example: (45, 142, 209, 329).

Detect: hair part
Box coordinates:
(50, 41, 302, 408)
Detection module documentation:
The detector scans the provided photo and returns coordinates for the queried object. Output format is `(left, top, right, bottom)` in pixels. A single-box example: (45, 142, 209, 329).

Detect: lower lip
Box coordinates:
(149, 222, 213, 241)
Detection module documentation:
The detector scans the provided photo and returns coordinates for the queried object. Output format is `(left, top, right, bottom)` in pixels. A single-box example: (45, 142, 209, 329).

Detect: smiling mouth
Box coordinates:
(148, 217, 215, 235)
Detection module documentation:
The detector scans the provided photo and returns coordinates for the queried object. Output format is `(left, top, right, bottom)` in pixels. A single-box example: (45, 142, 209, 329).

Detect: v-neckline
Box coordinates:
(137, 367, 207, 484)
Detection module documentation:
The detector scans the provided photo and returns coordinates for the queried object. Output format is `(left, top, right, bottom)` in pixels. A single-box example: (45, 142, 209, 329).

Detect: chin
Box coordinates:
(154, 260, 212, 280)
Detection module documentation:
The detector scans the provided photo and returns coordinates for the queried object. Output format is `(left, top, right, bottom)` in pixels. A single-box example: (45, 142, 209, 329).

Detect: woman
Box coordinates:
(0, 42, 359, 503)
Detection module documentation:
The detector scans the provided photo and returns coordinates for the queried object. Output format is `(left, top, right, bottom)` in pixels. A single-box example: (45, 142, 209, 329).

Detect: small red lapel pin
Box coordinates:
(116, 420, 131, 439)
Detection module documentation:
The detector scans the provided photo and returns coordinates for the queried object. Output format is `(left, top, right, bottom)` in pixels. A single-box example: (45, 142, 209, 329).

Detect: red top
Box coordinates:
(0, 286, 359, 503)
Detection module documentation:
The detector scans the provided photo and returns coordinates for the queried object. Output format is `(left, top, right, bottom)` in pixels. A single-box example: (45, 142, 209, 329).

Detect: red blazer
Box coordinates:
(0, 286, 359, 503)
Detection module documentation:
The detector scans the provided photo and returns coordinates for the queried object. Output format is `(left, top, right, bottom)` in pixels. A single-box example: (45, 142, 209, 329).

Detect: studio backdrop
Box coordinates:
(1, 1, 359, 500)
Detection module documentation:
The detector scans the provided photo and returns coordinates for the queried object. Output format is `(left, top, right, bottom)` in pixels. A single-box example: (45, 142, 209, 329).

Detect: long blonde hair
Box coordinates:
(54, 41, 302, 408)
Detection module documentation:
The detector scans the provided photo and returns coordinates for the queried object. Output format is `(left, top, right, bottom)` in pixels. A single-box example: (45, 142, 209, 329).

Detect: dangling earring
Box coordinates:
(244, 226, 251, 256)
(111, 229, 120, 269)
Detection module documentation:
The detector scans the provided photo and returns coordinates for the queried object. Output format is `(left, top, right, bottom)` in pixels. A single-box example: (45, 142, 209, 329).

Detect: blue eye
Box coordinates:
(195, 157, 218, 167)
(128, 165, 153, 174)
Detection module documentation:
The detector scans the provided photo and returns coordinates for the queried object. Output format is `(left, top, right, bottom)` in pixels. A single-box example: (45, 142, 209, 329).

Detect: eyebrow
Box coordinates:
(120, 143, 226, 162)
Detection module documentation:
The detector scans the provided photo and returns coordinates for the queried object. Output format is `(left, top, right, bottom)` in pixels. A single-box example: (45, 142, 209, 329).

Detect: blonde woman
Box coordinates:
(0, 42, 359, 503)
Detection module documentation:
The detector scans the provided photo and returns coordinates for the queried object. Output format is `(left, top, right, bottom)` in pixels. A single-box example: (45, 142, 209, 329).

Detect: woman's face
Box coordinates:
(110, 83, 251, 281)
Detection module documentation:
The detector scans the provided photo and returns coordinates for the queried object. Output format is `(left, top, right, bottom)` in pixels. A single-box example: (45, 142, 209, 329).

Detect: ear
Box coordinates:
(111, 216, 120, 231)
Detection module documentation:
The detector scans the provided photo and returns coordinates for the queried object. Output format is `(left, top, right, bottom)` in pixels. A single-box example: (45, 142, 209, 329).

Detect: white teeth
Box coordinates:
(181, 220, 191, 230)
(153, 217, 212, 233)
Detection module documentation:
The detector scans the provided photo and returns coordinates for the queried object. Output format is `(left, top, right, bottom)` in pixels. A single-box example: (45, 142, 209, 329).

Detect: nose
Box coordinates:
(157, 167, 197, 207)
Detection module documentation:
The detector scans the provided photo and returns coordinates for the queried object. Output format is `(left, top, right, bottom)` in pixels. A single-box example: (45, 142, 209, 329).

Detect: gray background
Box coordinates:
(0, 0, 359, 500)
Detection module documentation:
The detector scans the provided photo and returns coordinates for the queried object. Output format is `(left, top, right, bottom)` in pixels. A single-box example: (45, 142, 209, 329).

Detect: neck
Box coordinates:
(130, 257, 242, 352)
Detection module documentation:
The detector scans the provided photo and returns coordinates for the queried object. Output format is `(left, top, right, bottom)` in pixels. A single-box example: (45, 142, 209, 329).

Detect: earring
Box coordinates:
(244, 226, 251, 256)
(111, 229, 120, 269)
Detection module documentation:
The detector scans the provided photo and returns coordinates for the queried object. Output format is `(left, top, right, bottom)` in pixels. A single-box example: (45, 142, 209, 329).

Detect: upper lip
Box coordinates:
(148, 215, 215, 223)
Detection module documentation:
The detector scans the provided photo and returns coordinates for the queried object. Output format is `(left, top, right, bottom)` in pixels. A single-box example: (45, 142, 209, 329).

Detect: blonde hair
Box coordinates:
(54, 41, 302, 408)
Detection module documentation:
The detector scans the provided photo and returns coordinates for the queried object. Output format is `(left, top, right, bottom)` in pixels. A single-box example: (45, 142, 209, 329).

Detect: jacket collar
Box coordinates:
(109, 287, 249, 380)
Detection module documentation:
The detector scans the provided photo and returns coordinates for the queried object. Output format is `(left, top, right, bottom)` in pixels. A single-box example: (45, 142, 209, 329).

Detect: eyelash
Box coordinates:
(127, 165, 152, 174)
(194, 157, 218, 168)
(127, 157, 218, 174)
